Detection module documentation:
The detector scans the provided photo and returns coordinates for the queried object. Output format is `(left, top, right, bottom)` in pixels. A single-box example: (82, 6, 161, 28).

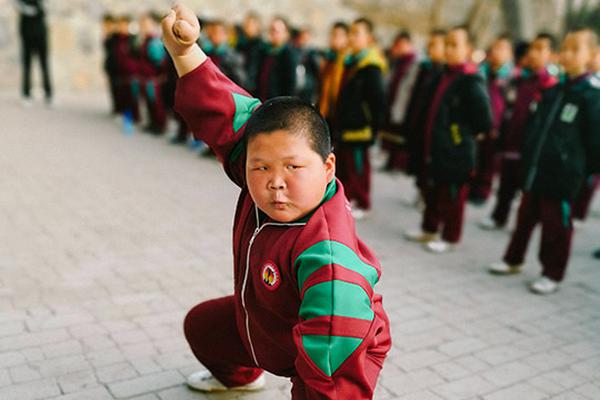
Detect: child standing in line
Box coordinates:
(479, 33, 558, 230)
(404, 26, 493, 253)
(162, 4, 391, 398)
(333, 18, 386, 220)
(488, 29, 600, 294)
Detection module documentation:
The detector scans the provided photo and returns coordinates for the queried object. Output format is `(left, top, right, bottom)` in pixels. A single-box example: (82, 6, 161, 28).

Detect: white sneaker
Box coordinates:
(488, 261, 523, 275)
(186, 370, 265, 392)
(404, 229, 437, 243)
(351, 208, 370, 220)
(529, 276, 560, 295)
(424, 240, 455, 253)
(478, 217, 503, 231)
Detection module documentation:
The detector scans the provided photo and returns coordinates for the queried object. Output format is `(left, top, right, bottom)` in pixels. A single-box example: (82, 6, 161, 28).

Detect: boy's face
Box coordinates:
(445, 29, 471, 66)
(560, 32, 593, 77)
(139, 16, 155, 36)
(243, 17, 261, 38)
(269, 20, 289, 47)
(390, 38, 412, 58)
(489, 39, 512, 68)
(428, 35, 445, 63)
(246, 130, 335, 223)
(208, 24, 228, 46)
(528, 38, 552, 71)
(349, 23, 371, 54)
(118, 20, 130, 35)
(329, 27, 348, 52)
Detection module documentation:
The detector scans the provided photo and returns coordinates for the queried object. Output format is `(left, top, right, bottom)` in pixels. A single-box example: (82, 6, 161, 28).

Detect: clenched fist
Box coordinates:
(161, 2, 207, 76)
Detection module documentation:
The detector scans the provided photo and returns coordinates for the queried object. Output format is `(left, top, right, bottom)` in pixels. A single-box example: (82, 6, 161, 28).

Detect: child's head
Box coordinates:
(295, 26, 312, 48)
(390, 31, 413, 58)
(349, 17, 374, 55)
(528, 32, 556, 71)
(427, 29, 446, 63)
(329, 21, 349, 52)
(560, 28, 598, 77)
(102, 14, 116, 36)
(117, 15, 132, 35)
(243, 12, 262, 39)
(514, 40, 530, 68)
(269, 16, 290, 47)
(488, 34, 513, 69)
(244, 98, 335, 223)
(445, 26, 472, 66)
(139, 12, 161, 37)
(207, 20, 228, 46)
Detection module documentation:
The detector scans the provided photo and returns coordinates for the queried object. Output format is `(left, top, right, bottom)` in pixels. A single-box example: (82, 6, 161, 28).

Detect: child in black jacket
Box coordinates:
(405, 26, 493, 252)
(489, 29, 600, 294)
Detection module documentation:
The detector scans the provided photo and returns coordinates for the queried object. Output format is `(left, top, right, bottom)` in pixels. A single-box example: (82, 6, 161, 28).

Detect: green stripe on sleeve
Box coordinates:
(232, 93, 261, 133)
(302, 334, 363, 377)
(299, 280, 374, 321)
(295, 240, 379, 291)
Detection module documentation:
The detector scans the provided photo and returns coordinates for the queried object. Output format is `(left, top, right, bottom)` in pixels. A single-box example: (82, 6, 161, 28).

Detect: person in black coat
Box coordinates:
(405, 26, 493, 252)
(236, 12, 265, 95)
(15, 0, 52, 105)
(489, 29, 600, 295)
(254, 16, 297, 101)
(333, 17, 387, 219)
(102, 14, 119, 114)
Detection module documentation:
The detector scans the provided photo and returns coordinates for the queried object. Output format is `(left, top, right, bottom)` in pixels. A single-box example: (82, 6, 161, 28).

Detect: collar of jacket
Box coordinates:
(344, 48, 388, 73)
(267, 43, 287, 55)
(255, 179, 338, 225)
(561, 72, 592, 89)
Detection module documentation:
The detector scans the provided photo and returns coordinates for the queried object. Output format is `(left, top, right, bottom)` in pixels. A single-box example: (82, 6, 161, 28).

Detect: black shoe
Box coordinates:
(593, 248, 600, 259)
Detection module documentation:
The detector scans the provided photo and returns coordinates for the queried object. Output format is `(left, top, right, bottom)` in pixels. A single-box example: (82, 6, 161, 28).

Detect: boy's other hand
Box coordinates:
(161, 2, 200, 57)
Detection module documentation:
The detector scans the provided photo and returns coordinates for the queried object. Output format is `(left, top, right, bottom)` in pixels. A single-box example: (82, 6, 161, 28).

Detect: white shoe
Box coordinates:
(351, 208, 370, 220)
(489, 261, 523, 275)
(424, 240, 455, 253)
(186, 370, 265, 392)
(529, 276, 560, 295)
(404, 229, 437, 243)
(478, 217, 503, 231)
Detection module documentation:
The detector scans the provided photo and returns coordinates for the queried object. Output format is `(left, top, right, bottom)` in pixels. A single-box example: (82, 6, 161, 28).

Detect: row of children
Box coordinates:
(390, 27, 600, 296)
(101, 11, 322, 142)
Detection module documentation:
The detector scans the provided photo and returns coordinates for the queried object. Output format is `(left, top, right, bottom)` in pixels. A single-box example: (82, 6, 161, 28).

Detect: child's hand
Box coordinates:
(161, 2, 207, 76)
(161, 2, 200, 57)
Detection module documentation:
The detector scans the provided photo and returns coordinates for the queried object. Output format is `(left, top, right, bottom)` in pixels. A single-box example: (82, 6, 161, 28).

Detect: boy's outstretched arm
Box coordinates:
(162, 3, 261, 186)
(291, 241, 390, 399)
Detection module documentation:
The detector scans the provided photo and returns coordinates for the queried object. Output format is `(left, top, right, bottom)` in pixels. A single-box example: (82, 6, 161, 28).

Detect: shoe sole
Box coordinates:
(489, 268, 522, 275)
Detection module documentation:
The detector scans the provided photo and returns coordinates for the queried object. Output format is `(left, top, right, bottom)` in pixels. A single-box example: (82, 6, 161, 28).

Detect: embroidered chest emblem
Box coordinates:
(261, 261, 281, 291)
(560, 103, 578, 123)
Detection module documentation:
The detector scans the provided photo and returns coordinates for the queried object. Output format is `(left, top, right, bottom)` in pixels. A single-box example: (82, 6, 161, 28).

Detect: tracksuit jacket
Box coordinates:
(174, 59, 391, 399)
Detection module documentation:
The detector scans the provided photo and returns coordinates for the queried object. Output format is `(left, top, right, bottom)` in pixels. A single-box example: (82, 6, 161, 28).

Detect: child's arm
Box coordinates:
(464, 76, 494, 135)
(162, 4, 261, 186)
(292, 241, 386, 399)
(584, 85, 600, 174)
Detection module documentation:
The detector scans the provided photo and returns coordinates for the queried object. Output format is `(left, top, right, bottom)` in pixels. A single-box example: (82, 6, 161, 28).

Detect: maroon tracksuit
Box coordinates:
(114, 33, 140, 122)
(175, 60, 391, 399)
(490, 68, 557, 226)
(573, 175, 600, 221)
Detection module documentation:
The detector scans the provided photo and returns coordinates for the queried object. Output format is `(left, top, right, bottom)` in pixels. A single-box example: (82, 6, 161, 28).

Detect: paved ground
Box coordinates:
(1, 93, 600, 400)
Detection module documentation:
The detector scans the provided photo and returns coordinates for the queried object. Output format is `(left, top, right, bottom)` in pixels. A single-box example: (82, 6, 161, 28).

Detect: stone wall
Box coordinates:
(0, 0, 564, 94)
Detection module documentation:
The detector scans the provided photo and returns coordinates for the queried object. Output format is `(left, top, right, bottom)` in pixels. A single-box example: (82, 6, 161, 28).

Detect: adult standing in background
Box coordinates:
(14, 0, 53, 106)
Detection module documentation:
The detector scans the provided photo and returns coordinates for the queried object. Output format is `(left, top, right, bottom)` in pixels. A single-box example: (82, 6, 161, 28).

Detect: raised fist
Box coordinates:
(161, 2, 201, 57)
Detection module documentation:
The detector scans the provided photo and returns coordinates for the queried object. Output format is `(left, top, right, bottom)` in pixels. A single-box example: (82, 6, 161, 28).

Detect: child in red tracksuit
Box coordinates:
(161, 5, 391, 399)
(405, 26, 493, 253)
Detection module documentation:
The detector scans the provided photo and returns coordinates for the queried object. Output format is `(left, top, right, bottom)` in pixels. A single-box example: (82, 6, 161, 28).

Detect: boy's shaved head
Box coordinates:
(567, 27, 598, 49)
(245, 97, 332, 162)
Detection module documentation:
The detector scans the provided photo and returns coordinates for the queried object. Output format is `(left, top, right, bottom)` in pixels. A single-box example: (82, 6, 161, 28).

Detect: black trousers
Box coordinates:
(20, 31, 52, 99)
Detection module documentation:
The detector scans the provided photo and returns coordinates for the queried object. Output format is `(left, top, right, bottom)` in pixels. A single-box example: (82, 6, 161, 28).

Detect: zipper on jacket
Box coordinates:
(240, 206, 306, 367)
